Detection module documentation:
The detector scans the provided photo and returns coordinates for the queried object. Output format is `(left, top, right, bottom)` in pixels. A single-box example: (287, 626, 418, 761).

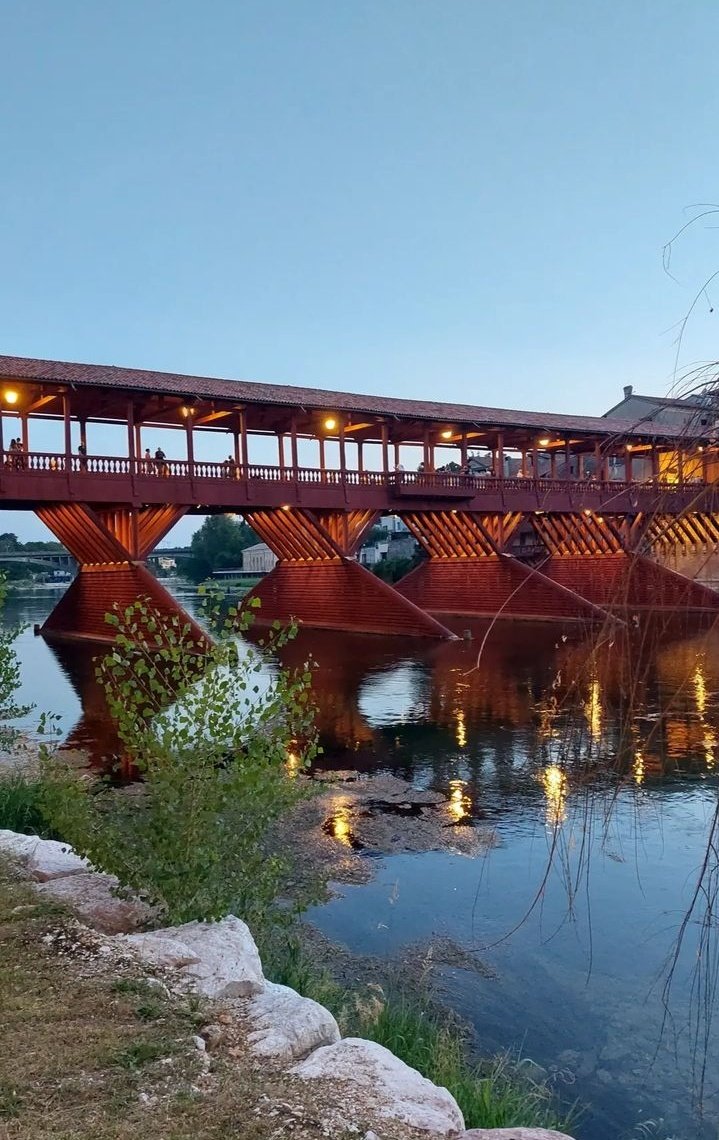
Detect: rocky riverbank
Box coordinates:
(0, 828, 576, 1140)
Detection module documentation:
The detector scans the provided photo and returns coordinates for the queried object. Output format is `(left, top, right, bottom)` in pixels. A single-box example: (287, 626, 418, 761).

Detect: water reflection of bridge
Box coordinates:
(2, 353, 719, 645)
(47, 614, 719, 834)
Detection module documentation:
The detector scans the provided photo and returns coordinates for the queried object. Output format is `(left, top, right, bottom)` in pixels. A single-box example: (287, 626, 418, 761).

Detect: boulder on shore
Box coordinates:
(461, 1129, 576, 1139)
(35, 872, 153, 934)
(244, 980, 340, 1064)
(129, 915, 264, 998)
(291, 1037, 465, 1135)
(0, 830, 89, 881)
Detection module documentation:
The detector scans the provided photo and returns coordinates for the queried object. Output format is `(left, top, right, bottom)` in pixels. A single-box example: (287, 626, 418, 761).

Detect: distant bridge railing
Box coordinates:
(0, 451, 709, 502)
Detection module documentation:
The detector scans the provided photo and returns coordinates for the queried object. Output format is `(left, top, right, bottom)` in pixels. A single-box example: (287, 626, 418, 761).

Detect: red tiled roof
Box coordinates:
(0, 354, 700, 442)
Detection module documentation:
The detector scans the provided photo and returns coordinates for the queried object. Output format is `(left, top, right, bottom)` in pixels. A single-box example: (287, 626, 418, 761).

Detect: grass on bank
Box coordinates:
(261, 929, 577, 1133)
(1, 768, 576, 1134)
(0, 863, 360, 1140)
(0, 770, 59, 838)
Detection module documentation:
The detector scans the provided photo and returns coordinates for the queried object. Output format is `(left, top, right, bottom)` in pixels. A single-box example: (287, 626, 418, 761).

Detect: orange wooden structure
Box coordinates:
(0, 353, 717, 643)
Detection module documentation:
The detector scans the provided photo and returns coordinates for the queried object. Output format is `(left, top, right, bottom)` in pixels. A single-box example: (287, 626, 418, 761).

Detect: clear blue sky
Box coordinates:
(1, 0, 718, 541)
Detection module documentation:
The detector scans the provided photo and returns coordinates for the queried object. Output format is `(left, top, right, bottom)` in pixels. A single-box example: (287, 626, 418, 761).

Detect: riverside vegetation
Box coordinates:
(0, 586, 574, 1134)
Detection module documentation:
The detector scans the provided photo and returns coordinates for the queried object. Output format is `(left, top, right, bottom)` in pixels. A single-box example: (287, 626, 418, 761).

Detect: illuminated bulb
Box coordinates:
(281, 503, 291, 511)
(583, 508, 592, 516)
(4, 389, 19, 405)
(323, 417, 337, 431)
(441, 429, 453, 439)
(539, 438, 551, 447)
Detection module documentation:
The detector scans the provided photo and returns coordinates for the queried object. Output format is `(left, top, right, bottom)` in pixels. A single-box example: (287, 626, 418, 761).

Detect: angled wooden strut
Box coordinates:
(393, 510, 611, 622)
(240, 506, 454, 638)
(400, 511, 521, 558)
(527, 511, 719, 613)
(36, 503, 207, 647)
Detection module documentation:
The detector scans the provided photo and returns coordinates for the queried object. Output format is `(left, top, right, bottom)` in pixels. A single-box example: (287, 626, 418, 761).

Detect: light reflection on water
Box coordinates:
(3, 586, 719, 1139)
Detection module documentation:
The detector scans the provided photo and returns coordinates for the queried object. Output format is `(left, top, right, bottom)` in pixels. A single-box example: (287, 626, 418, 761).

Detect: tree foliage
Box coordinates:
(183, 515, 258, 583)
(40, 597, 318, 924)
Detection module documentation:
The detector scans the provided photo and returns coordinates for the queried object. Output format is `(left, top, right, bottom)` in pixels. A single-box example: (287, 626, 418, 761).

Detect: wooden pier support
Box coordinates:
(241, 507, 456, 638)
(36, 503, 208, 647)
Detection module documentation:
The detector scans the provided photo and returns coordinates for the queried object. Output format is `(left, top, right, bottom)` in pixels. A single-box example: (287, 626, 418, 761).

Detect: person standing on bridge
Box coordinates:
(77, 442, 87, 471)
(154, 446, 168, 476)
(144, 447, 152, 474)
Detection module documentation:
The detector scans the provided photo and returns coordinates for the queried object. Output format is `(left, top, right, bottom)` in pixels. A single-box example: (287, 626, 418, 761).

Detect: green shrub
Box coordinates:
(39, 596, 319, 925)
(0, 772, 57, 837)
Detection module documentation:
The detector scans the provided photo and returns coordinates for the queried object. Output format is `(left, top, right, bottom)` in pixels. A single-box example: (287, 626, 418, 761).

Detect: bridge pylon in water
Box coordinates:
(240, 507, 457, 638)
(395, 509, 719, 622)
(36, 503, 209, 648)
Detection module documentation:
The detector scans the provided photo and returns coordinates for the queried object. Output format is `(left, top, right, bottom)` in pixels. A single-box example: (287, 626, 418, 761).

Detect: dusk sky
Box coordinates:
(2, 0, 717, 540)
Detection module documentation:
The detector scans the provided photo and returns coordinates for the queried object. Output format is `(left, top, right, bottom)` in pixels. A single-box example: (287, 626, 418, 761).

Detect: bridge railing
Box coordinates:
(2, 451, 709, 498)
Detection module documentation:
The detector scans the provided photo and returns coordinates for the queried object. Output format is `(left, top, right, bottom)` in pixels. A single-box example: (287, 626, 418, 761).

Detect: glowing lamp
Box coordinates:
(440, 429, 453, 439)
(281, 504, 291, 511)
(323, 417, 337, 431)
(539, 438, 551, 447)
(4, 389, 19, 406)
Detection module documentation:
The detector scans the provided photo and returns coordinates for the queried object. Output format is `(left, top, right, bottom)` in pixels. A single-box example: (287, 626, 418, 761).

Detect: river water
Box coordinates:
(4, 584, 719, 1140)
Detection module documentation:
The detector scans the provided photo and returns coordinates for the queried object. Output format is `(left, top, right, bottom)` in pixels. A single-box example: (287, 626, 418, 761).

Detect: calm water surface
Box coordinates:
(4, 584, 719, 1140)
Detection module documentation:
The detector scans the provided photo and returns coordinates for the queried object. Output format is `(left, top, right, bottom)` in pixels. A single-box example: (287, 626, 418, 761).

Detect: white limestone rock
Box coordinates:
(245, 980, 340, 1064)
(0, 829, 90, 881)
(36, 872, 153, 934)
(148, 915, 264, 998)
(461, 1130, 576, 1139)
(0, 830, 38, 858)
(291, 1037, 465, 1135)
(117, 931, 202, 969)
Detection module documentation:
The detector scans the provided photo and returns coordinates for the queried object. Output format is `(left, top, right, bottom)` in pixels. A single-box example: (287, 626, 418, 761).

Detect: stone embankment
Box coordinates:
(0, 829, 575, 1140)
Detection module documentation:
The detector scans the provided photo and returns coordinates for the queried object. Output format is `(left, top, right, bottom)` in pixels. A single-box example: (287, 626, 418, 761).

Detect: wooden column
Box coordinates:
(318, 435, 326, 471)
(239, 408, 248, 471)
(134, 421, 142, 463)
(625, 447, 633, 482)
(594, 442, 602, 480)
(338, 422, 347, 477)
(79, 418, 87, 451)
(127, 402, 136, 469)
(578, 453, 584, 479)
(357, 439, 364, 474)
(564, 441, 571, 479)
(186, 415, 195, 470)
(394, 441, 401, 469)
(21, 414, 29, 456)
(550, 451, 557, 478)
(496, 431, 504, 480)
(290, 418, 299, 475)
(278, 433, 285, 475)
(677, 450, 684, 484)
(702, 448, 708, 483)
(62, 394, 71, 469)
(529, 447, 537, 480)
(423, 427, 431, 471)
(651, 446, 659, 481)
(233, 416, 241, 467)
(460, 431, 468, 467)
(521, 448, 528, 477)
(381, 423, 389, 474)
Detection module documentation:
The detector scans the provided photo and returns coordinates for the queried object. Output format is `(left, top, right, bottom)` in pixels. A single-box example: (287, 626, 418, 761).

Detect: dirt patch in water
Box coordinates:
(272, 772, 499, 900)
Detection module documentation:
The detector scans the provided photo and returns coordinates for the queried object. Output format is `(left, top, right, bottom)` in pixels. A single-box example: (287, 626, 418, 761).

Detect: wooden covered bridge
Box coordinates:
(0, 353, 717, 643)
